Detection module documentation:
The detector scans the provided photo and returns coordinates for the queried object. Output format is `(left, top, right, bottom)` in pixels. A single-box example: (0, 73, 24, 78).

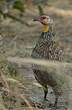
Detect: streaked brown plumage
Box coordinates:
(31, 15, 68, 108)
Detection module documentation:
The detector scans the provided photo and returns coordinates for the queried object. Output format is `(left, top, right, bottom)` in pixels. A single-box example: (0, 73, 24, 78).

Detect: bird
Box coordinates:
(31, 15, 69, 108)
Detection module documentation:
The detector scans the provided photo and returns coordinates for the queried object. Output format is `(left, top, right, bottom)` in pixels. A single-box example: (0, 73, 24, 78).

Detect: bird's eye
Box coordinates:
(41, 16, 46, 19)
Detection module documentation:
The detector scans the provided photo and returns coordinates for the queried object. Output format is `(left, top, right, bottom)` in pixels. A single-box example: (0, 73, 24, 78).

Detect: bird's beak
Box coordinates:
(33, 17, 41, 22)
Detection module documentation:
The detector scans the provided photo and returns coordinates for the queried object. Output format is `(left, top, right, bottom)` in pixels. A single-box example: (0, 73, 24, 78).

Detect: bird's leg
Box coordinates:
(53, 96, 58, 108)
(43, 85, 48, 100)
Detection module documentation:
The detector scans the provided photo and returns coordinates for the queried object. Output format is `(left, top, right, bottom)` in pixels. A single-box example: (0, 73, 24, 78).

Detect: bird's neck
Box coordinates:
(41, 25, 54, 41)
(42, 25, 49, 32)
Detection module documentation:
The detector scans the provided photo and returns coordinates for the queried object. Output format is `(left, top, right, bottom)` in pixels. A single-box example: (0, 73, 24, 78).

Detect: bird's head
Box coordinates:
(33, 15, 53, 32)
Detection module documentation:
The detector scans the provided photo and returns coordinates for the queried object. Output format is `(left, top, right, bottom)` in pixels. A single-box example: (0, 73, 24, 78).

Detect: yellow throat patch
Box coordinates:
(42, 25, 49, 32)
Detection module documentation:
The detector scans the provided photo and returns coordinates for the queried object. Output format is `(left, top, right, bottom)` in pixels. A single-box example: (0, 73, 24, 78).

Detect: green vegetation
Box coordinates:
(13, 0, 25, 13)
(38, 5, 44, 15)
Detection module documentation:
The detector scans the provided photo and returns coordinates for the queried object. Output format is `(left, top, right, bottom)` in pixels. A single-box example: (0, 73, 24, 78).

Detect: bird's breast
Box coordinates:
(31, 40, 63, 61)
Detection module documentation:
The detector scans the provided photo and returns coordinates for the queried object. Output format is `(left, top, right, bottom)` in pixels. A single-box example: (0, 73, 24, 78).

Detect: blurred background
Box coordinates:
(0, 0, 72, 110)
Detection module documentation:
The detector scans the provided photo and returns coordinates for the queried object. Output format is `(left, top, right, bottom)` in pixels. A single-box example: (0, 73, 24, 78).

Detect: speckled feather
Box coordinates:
(31, 30, 63, 61)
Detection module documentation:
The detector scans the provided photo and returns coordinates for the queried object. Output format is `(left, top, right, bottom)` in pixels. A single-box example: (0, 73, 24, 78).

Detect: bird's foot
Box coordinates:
(49, 103, 53, 108)
(44, 98, 49, 102)
(44, 99, 49, 102)
(49, 103, 58, 109)
(53, 104, 57, 109)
